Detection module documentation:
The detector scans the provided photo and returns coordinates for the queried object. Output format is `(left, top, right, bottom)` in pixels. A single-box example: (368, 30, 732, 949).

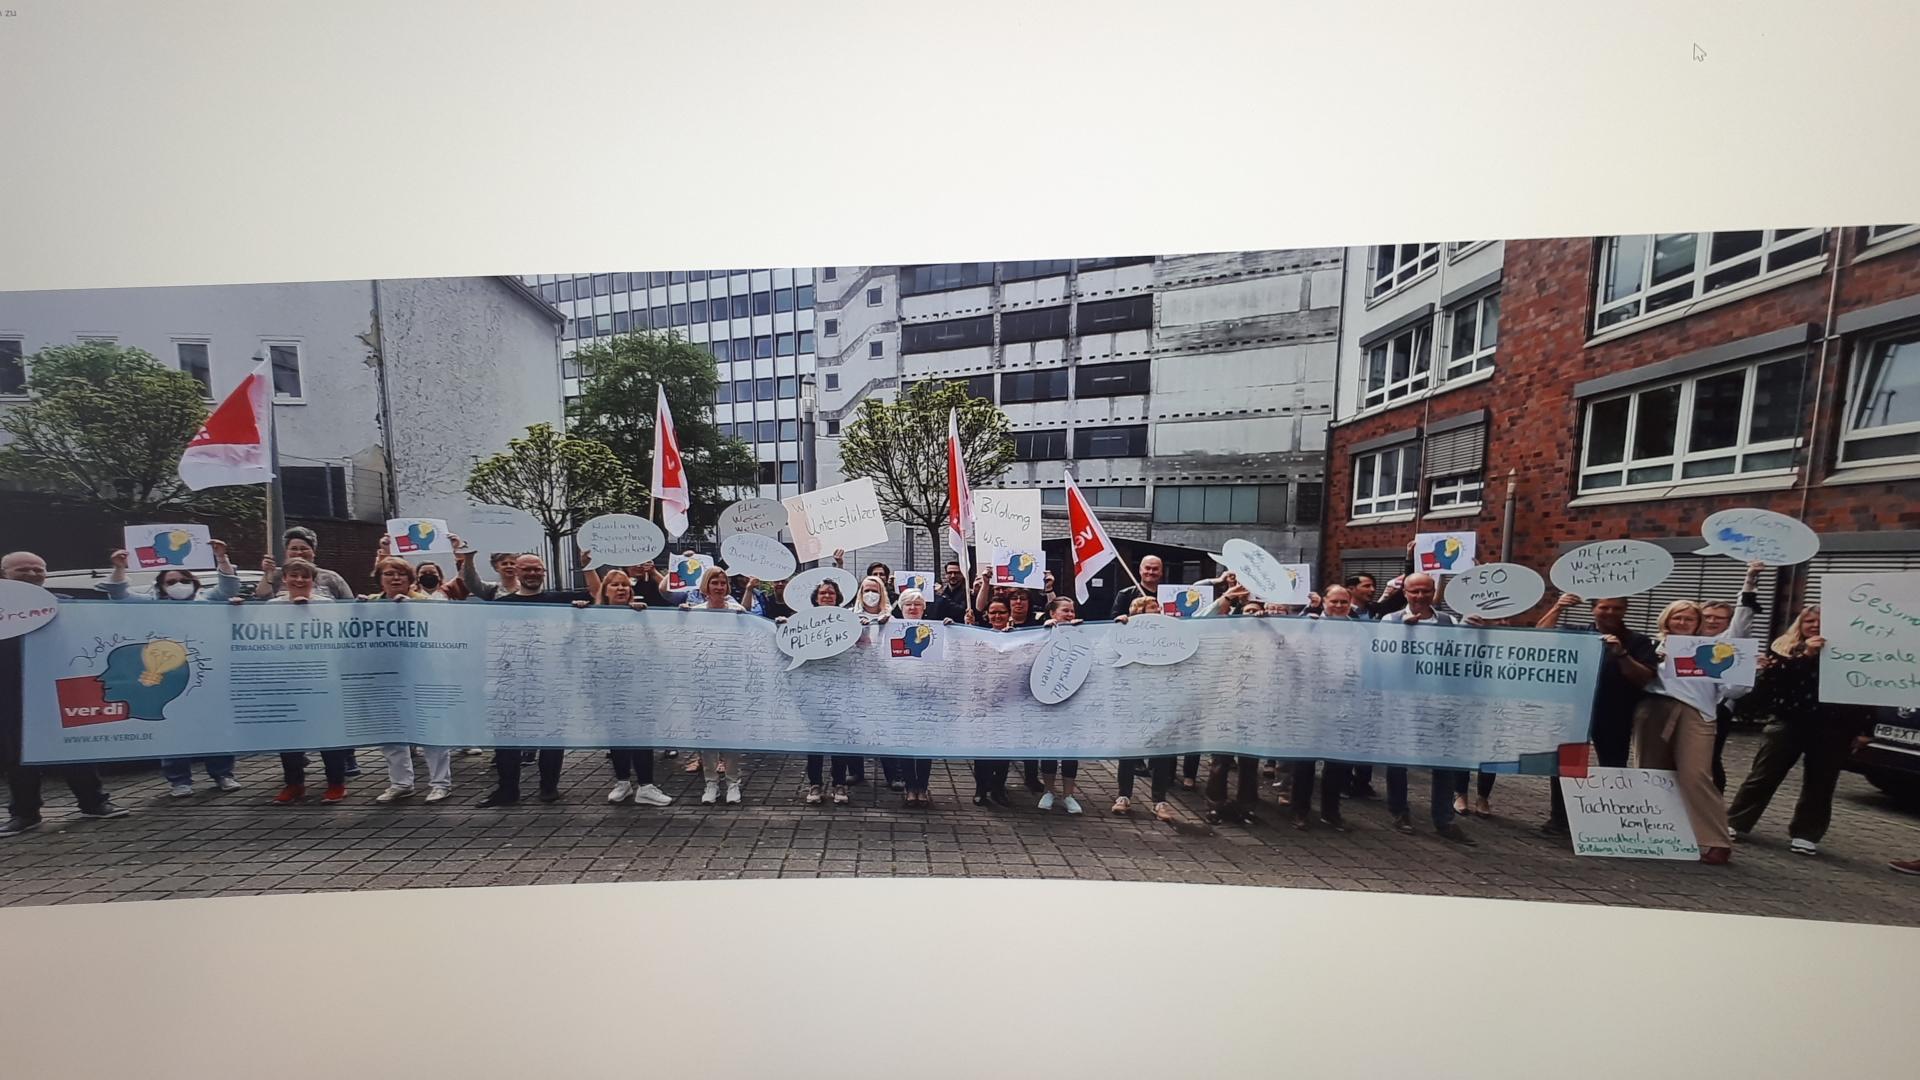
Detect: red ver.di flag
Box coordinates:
(1063, 469, 1116, 604)
(946, 408, 974, 577)
(653, 385, 690, 539)
(177, 360, 272, 491)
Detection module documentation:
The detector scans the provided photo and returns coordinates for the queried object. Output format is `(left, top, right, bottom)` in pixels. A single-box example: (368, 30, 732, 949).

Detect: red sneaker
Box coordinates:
(322, 784, 348, 803)
(273, 785, 306, 804)
(1700, 846, 1732, 865)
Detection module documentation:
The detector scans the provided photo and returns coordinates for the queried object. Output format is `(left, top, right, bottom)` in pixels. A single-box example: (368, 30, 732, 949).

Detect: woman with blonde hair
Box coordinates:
(1634, 599, 1735, 864)
(680, 566, 750, 805)
(1727, 605, 1873, 856)
(576, 570, 673, 807)
(362, 558, 455, 803)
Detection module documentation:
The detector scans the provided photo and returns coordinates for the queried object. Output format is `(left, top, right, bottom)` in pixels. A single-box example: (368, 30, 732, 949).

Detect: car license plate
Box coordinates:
(1873, 724, 1920, 748)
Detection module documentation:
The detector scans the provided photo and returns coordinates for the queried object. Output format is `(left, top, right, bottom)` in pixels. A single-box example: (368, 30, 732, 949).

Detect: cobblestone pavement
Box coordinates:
(3, 731, 1916, 924)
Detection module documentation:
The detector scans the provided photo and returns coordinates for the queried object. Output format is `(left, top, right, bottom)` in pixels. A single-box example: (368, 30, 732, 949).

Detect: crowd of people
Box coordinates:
(1, 531, 1911, 876)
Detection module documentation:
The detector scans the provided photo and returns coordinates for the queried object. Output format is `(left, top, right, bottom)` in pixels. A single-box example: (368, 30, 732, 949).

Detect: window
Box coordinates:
(668, 304, 685, 326)
(1076, 255, 1154, 272)
(1578, 353, 1806, 491)
(593, 274, 611, 297)
(756, 376, 775, 401)
(1841, 330, 1920, 464)
(1594, 230, 1826, 330)
(796, 285, 815, 308)
(541, 282, 559, 303)
(690, 300, 708, 322)
(799, 330, 815, 353)
(777, 334, 796, 356)
(1428, 473, 1483, 509)
(867, 287, 883, 306)
(775, 288, 794, 313)
(1041, 487, 1067, 506)
(1361, 321, 1433, 408)
(825, 419, 841, 436)
(1867, 225, 1917, 245)
(670, 271, 687, 285)
(611, 273, 629, 293)
(758, 462, 777, 484)
(902, 314, 992, 353)
(779, 419, 799, 441)
(1086, 485, 1147, 508)
(1152, 484, 1287, 524)
(175, 341, 212, 396)
(716, 423, 733, 439)
(650, 272, 669, 287)
(1000, 368, 1069, 403)
(1369, 244, 1439, 299)
(869, 339, 884, 358)
(731, 295, 750, 319)
(1013, 429, 1069, 461)
(1000, 305, 1070, 344)
(822, 267, 838, 281)
(652, 305, 668, 326)
(755, 336, 773, 359)
(281, 465, 349, 518)
(752, 291, 772, 316)
(1445, 292, 1499, 379)
(596, 314, 613, 335)
(1077, 294, 1153, 334)
(561, 319, 575, 341)
(1295, 481, 1324, 525)
(923, 373, 994, 400)
(757, 420, 777, 442)
(780, 462, 801, 483)
(711, 339, 730, 362)
(778, 375, 798, 398)
(900, 263, 994, 296)
(824, 373, 839, 390)
(733, 337, 751, 359)
(610, 311, 628, 334)
(267, 343, 303, 399)
(0, 338, 24, 395)
(1423, 422, 1486, 509)
(562, 357, 585, 380)
(824, 318, 839, 336)
(1351, 445, 1419, 517)
(1076, 359, 1150, 397)
(558, 279, 575, 302)
(732, 380, 754, 407)
(1074, 424, 1148, 457)
(999, 259, 1073, 282)
(715, 382, 732, 404)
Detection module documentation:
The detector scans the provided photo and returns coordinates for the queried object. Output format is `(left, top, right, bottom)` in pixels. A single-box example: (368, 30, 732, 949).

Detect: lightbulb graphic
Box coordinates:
(139, 639, 189, 687)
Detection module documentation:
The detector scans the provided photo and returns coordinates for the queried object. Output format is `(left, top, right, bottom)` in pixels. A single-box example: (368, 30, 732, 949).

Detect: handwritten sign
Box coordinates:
(973, 489, 1041, 574)
(1446, 562, 1546, 619)
(786, 566, 858, 609)
(883, 618, 947, 662)
(720, 532, 798, 581)
(1698, 507, 1819, 566)
(1111, 613, 1200, 667)
(1218, 538, 1311, 606)
(387, 518, 454, 556)
(457, 503, 542, 559)
(0, 580, 59, 641)
(1415, 531, 1478, 575)
(1550, 539, 1674, 599)
(1560, 768, 1700, 860)
(1030, 624, 1096, 704)
(776, 606, 863, 671)
(1157, 584, 1215, 619)
(1661, 634, 1758, 688)
(577, 513, 667, 566)
(894, 570, 935, 597)
(992, 547, 1047, 588)
(124, 524, 215, 570)
(784, 478, 888, 562)
(718, 497, 789, 541)
(1820, 571, 1920, 707)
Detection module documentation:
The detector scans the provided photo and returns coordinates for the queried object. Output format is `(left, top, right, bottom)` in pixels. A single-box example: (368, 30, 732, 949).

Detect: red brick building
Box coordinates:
(1325, 228, 1920, 637)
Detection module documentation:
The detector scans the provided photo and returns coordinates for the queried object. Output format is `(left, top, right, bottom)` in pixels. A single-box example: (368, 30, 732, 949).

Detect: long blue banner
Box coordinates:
(21, 601, 1604, 768)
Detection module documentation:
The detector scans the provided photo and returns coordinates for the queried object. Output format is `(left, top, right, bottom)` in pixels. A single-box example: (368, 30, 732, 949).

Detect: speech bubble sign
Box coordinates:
(776, 606, 863, 671)
(577, 514, 667, 567)
(1110, 613, 1200, 668)
(1030, 624, 1096, 703)
(0, 580, 60, 641)
(1550, 540, 1675, 599)
(1219, 538, 1312, 605)
(1445, 562, 1546, 619)
(718, 497, 790, 541)
(1698, 507, 1819, 566)
(785, 566, 859, 609)
(721, 532, 798, 581)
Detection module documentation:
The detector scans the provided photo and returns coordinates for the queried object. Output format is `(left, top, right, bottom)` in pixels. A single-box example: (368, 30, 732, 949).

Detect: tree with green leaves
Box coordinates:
(465, 422, 640, 567)
(0, 341, 261, 518)
(564, 331, 758, 535)
(837, 379, 1014, 556)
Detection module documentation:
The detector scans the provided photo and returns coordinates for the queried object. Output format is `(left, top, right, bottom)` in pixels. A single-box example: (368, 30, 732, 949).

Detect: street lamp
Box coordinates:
(799, 371, 819, 493)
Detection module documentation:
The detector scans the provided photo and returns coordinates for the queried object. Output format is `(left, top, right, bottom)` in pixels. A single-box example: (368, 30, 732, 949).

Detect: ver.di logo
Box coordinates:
(394, 520, 438, 553)
(1674, 641, 1738, 678)
(890, 624, 936, 658)
(999, 553, 1039, 586)
(54, 638, 195, 726)
(1421, 537, 1464, 572)
(136, 529, 196, 567)
(1170, 589, 1206, 618)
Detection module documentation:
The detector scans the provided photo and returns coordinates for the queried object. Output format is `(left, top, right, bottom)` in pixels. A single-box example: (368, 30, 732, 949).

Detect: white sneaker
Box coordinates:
(215, 776, 243, 792)
(607, 780, 634, 804)
(375, 785, 414, 803)
(632, 784, 673, 807)
(1790, 838, 1819, 856)
(1037, 791, 1056, 811)
(168, 783, 194, 798)
(425, 786, 451, 803)
(701, 781, 719, 805)
(725, 780, 743, 804)
(1064, 795, 1083, 815)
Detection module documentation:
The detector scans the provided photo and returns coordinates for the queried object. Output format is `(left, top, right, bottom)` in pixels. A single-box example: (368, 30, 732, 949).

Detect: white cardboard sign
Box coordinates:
(1110, 613, 1200, 667)
(124, 524, 215, 570)
(718, 497, 790, 541)
(893, 571, 935, 597)
(1819, 571, 1920, 707)
(1415, 531, 1477, 575)
(457, 503, 543, 559)
(1560, 768, 1701, 860)
(577, 514, 667, 566)
(882, 618, 947, 662)
(1550, 540, 1675, 599)
(1157, 584, 1214, 619)
(783, 478, 889, 563)
(1218, 538, 1311, 606)
(973, 488, 1042, 574)
(1698, 507, 1820, 566)
(1661, 634, 1759, 688)
(776, 606, 863, 671)
(0, 580, 60, 641)
(720, 532, 798, 581)
(786, 566, 859, 609)
(387, 518, 454, 556)
(991, 547, 1047, 589)
(1445, 562, 1546, 620)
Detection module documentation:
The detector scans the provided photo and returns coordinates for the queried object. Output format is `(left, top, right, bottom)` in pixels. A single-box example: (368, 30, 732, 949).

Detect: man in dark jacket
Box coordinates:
(476, 554, 590, 807)
(1107, 555, 1164, 620)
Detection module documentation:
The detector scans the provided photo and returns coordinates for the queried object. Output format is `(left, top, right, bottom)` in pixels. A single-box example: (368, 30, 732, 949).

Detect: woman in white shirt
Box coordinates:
(1634, 600, 1738, 864)
(362, 557, 455, 804)
(680, 567, 749, 805)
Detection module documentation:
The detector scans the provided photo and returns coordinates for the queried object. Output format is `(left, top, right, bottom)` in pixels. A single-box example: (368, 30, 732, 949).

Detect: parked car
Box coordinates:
(40, 566, 266, 601)
(1849, 705, 1920, 808)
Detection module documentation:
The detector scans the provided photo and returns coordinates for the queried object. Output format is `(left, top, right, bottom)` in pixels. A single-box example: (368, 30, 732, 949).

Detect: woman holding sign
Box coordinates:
(779, 578, 865, 806)
(1727, 606, 1873, 857)
(577, 570, 673, 808)
(894, 589, 952, 808)
(855, 575, 909, 792)
(360, 558, 455, 803)
(682, 567, 750, 806)
(1635, 601, 1736, 864)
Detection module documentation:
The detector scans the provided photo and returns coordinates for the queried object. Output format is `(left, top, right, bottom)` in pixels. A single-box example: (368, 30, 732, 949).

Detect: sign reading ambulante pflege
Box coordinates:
(577, 513, 667, 566)
(1819, 571, 1920, 707)
(124, 524, 215, 570)
(1560, 768, 1700, 860)
(1660, 634, 1758, 688)
(387, 518, 454, 556)
(1415, 531, 1477, 575)
(775, 606, 863, 671)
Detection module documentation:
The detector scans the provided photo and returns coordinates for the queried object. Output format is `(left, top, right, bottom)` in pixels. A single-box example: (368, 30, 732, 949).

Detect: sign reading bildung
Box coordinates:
(973, 489, 1041, 575)
(1820, 571, 1920, 707)
(1560, 768, 1701, 860)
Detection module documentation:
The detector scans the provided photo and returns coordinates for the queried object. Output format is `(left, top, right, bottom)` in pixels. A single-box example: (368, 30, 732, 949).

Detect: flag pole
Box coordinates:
(265, 368, 286, 561)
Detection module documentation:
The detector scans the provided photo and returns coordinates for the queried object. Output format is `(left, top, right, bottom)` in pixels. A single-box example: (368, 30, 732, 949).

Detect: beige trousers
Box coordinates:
(1634, 694, 1731, 850)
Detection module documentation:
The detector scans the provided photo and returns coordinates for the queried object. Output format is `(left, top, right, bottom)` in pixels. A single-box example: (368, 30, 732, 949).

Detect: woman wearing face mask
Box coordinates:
(358, 558, 456, 803)
(681, 567, 750, 806)
(571, 570, 673, 808)
(852, 575, 909, 792)
(103, 544, 243, 796)
(778, 579, 868, 805)
(893, 588, 953, 808)
(1635, 600, 1735, 864)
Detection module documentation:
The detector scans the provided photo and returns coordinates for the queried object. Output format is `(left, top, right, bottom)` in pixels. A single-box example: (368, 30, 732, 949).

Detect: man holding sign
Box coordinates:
(1536, 591, 1659, 838)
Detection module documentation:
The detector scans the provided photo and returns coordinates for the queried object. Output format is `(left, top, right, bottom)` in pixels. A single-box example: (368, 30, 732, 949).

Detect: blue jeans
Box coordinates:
(1386, 766, 1458, 829)
(160, 756, 236, 785)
